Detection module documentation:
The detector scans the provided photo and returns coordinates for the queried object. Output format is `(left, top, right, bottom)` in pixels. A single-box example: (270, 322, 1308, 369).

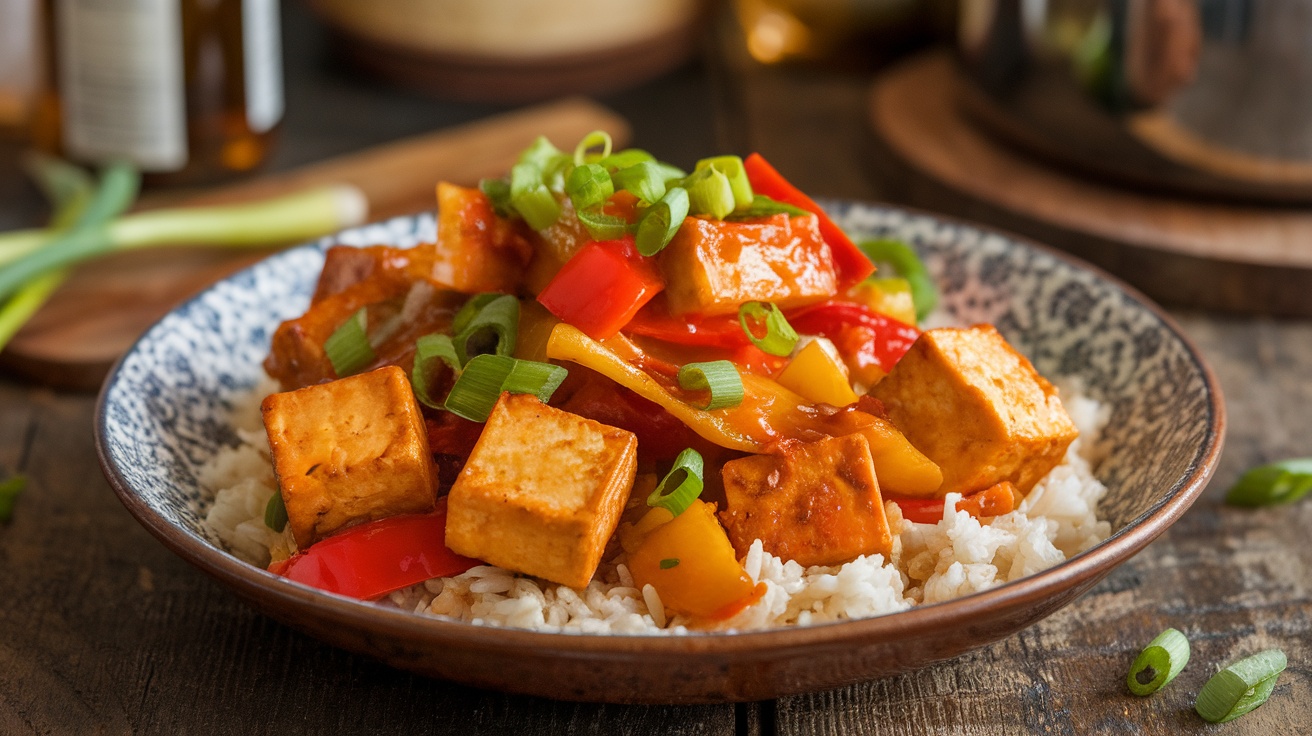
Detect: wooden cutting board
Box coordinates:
(1, 97, 630, 391)
(868, 52, 1312, 317)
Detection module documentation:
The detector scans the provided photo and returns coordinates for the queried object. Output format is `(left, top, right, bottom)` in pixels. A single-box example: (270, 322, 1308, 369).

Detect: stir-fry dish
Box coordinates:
(206, 133, 1110, 632)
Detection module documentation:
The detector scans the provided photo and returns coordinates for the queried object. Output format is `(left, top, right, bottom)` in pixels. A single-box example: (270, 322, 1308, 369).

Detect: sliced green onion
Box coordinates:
(725, 195, 810, 220)
(0, 474, 27, 523)
(1225, 458, 1312, 506)
(324, 307, 376, 377)
(648, 448, 704, 517)
(572, 130, 613, 165)
(411, 333, 461, 409)
(503, 358, 569, 404)
(509, 162, 561, 230)
(479, 177, 514, 218)
(613, 161, 670, 203)
(659, 558, 680, 570)
(738, 301, 798, 356)
(443, 354, 568, 422)
(517, 135, 567, 170)
(1195, 649, 1287, 723)
(565, 163, 614, 212)
(576, 208, 631, 241)
(264, 492, 288, 532)
(1126, 628, 1190, 696)
(598, 148, 656, 169)
(683, 166, 736, 220)
(635, 186, 689, 257)
(859, 239, 938, 322)
(452, 293, 519, 365)
(694, 155, 753, 211)
(677, 360, 744, 411)
(452, 293, 501, 335)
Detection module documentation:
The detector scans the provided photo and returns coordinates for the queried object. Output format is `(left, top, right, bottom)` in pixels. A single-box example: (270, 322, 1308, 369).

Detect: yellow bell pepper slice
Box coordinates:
(775, 339, 858, 407)
(843, 277, 917, 326)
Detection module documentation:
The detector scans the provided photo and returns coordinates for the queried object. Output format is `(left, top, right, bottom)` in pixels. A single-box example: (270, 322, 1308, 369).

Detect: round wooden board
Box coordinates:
(868, 51, 1312, 317)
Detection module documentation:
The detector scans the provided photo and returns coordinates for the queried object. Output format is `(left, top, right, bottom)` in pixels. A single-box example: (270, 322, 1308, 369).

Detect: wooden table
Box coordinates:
(2, 6, 1307, 734)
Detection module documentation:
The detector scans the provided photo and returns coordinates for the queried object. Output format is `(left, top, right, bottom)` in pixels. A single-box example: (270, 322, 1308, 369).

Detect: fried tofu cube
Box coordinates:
(868, 325, 1079, 497)
(434, 183, 533, 293)
(719, 434, 892, 567)
(658, 213, 838, 316)
(445, 393, 638, 588)
(261, 365, 439, 549)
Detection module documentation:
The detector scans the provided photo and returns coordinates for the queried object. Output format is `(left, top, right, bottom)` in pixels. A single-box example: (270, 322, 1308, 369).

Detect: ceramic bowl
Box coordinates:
(96, 203, 1224, 703)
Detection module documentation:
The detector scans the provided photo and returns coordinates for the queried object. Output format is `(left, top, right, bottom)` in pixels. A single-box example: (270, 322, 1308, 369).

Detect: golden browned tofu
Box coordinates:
(719, 434, 892, 567)
(658, 213, 838, 316)
(445, 393, 638, 588)
(869, 325, 1079, 497)
(434, 183, 533, 293)
(262, 365, 438, 548)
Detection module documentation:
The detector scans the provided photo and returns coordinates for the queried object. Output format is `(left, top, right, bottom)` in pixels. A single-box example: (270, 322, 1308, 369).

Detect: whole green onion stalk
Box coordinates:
(0, 156, 368, 352)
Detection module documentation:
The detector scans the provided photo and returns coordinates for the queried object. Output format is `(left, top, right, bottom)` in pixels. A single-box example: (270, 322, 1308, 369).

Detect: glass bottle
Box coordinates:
(33, 0, 284, 185)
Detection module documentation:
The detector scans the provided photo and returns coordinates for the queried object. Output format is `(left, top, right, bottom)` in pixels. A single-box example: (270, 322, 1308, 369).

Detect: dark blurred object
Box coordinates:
(304, 0, 704, 102)
(0, 0, 38, 138)
(731, 0, 956, 65)
(957, 0, 1312, 203)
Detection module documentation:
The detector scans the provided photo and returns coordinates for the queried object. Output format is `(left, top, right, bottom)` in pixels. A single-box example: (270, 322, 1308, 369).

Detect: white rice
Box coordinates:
(201, 382, 1111, 634)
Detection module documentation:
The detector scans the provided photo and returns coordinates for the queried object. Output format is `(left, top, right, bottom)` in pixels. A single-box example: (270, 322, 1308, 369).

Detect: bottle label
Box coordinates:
(242, 0, 284, 134)
(56, 0, 187, 171)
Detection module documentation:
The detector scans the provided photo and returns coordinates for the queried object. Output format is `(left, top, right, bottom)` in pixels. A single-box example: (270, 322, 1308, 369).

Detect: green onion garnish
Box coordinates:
(677, 360, 744, 411)
(0, 474, 27, 523)
(1195, 649, 1287, 723)
(565, 163, 614, 212)
(597, 148, 656, 170)
(648, 448, 704, 517)
(516, 135, 567, 172)
(264, 491, 288, 532)
(1225, 458, 1312, 506)
(452, 293, 519, 365)
(694, 155, 754, 211)
(725, 195, 810, 220)
(659, 558, 680, 570)
(683, 166, 736, 220)
(479, 177, 514, 218)
(324, 307, 376, 377)
(572, 130, 613, 165)
(509, 162, 562, 231)
(1126, 628, 1190, 696)
(738, 301, 799, 356)
(575, 208, 630, 241)
(443, 354, 568, 422)
(635, 186, 689, 257)
(411, 333, 461, 409)
(613, 161, 670, 204)
(859, 239, 938, 322)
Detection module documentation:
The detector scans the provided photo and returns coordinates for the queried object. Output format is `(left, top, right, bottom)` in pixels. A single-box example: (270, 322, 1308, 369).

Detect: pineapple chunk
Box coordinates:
(261, 365, 438, 549)
(869, 324, 1079, 497)
(719, 434, 892, 567)
(445, 393, 638, 588)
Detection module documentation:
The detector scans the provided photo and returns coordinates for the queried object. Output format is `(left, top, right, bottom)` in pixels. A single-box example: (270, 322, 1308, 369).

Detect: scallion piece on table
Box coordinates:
(509, 162, 561, 231)
(410, 333, 461, 409)
(324, 307, 376, 377)
(613, 161, 670, 204)
(443, 354, 568, 422)
(738, 301, 799, 357)
(1225, 458, 1312, 506)
(677, 360, 744, 411)
(1126, 628, 1190, 696)
(648, 448, 704, 517)
(452, 293, 519, 365)
(0, 474, 27, 523)
(694, 155, 754, 211)
(635, 186, 689, 256)
(572, 130, 613, 165)
(575, 208, 630, 241)
(859, 238, 938, 322)
(565, 163, 614, 212)
(1195, 649, 1287, 723)
(683, 166, 736, 220)
(264, 491, 288, 532)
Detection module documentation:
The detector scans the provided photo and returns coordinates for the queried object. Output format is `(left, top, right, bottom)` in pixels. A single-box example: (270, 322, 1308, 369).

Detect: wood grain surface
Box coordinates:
(1, 4, 1308, 734)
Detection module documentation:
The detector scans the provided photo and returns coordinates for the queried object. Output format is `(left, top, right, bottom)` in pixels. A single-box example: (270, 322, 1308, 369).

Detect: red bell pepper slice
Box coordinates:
(624, 296, 749, 348)
(743, 153, 874, 288)
(269, 499, 479, 600)
(788, 301, 921, 372)
(891, 483, 1019, 525)
(537, 236, 664, 341)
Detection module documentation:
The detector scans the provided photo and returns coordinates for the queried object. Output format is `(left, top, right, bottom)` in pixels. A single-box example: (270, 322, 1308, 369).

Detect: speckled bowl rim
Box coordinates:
(96, 201, 1225, 693)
